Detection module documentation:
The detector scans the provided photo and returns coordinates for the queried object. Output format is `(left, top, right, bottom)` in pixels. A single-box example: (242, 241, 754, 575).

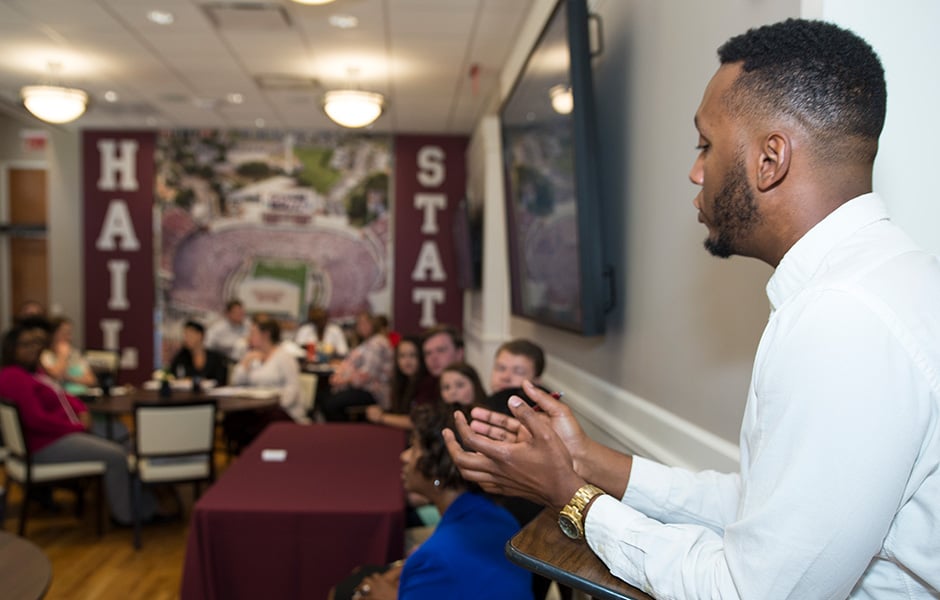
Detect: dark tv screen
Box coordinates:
(500, 0, 606, 335)
(453, 195, 482, 290)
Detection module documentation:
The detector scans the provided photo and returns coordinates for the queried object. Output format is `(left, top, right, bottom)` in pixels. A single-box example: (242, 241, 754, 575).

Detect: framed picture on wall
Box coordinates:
(500, 0, 607, 335)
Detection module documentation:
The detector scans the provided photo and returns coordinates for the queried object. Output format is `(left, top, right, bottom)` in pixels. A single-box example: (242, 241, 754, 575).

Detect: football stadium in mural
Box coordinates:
(155, 130, 391, 360)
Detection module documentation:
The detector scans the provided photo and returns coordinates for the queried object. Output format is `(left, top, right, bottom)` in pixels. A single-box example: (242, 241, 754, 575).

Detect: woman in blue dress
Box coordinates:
(352, 403, 534, 600)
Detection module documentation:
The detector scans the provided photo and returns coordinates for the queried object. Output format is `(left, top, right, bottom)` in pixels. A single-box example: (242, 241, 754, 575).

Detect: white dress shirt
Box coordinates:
(294, 322, 349, 356)
(585, 194, 940, 599)
(231, 346, 308, 424)
(205, 318, 248, 362)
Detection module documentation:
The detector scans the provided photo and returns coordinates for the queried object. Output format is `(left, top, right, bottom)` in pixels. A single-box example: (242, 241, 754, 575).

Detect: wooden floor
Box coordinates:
(2, 457, 229, 600)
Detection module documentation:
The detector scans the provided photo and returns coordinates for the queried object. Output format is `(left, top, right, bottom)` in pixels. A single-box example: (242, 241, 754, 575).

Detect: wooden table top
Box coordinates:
(0, 531, 52, 600)
(507, 508, 653, 600)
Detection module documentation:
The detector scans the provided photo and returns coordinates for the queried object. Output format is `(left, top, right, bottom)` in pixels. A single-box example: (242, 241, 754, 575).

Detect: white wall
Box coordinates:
(471, 0, 938, 471)
(46, 128, 84, 342)
(810, 0, 940, 255)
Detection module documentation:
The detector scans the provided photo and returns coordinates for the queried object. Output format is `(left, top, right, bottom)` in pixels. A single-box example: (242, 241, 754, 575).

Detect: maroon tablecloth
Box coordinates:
(180, 423, 406, 600)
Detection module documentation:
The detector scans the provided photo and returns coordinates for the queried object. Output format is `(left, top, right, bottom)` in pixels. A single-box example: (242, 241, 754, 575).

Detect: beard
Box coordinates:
(704, 157, 761, 258)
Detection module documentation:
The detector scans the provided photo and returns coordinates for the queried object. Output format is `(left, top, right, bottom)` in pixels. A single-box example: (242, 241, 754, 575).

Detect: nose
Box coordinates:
(688, 154, 704, 187)
(400, 447, 412, 463)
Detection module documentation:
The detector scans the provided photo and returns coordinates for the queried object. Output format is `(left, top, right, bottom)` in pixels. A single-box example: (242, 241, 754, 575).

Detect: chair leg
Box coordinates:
(131, 477, 142, 550)
(74, 481, 86, 518)
(96, 477, 104, 537)
(0, 485, 7, 529)
(18, 481, 30, 536)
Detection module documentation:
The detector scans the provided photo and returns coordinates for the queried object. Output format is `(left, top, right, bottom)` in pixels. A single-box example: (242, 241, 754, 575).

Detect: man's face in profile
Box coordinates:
(690, 64, 762, 259)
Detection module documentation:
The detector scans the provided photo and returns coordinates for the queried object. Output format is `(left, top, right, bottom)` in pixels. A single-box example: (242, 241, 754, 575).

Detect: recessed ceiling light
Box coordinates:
(104, 90, 119, 103)
(329, 14, 358, 29)
(291, 0, 338, 5)
(227, 93, 244, 104)
(254, 118, 266, 128)
(147, 10, 175, 25)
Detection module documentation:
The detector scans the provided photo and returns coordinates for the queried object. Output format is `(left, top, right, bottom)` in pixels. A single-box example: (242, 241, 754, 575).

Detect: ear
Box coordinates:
(756, 131, 790, 192)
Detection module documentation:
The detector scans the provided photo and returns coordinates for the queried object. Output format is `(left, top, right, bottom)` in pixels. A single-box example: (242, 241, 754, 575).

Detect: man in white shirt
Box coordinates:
(445, 19, 940, 599)
(205, 299, 248, 362)
(294, 306, 349, 357)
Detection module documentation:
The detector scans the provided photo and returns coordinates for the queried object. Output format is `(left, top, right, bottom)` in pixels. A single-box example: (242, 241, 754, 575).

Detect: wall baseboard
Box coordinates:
(541, 354, 740, 473)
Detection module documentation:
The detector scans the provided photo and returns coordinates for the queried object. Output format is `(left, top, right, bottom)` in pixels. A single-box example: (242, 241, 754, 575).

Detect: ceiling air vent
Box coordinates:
(254, 74, 320, 91)
(203, 2, 292, 31)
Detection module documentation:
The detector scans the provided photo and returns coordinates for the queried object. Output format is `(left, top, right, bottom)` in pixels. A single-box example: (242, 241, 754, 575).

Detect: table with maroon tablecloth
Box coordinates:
(180, 423, 406, 600)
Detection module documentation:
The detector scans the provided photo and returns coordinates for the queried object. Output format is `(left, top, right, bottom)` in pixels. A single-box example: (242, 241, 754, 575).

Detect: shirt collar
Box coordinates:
(766, 193, 889, 310)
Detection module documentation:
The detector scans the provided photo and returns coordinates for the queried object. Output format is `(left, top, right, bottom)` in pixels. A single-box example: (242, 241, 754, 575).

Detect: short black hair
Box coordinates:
(184, 320, 206, 336)
(225, 299, 243, 313)
(718, 19, 886, 163)
(1, 319, 49, 366)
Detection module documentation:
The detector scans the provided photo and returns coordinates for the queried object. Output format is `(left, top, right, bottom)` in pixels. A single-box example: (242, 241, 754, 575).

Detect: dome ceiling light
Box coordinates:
(322, 89, 385, 128)
(21, 84, 89, 124)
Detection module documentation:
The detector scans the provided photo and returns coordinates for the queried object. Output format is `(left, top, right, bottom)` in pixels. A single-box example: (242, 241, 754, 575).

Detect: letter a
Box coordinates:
(96, 200, 141, 251)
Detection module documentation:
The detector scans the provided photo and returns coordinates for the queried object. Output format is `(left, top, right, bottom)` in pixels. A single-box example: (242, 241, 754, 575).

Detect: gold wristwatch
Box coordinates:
(558, 484, 605, 540)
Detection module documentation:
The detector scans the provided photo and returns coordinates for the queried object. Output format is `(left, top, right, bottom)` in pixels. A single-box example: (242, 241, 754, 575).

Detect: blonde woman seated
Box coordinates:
(227, 315, 308, 451)
(40, 316, 97, 395)
(343, 403, 533, 600)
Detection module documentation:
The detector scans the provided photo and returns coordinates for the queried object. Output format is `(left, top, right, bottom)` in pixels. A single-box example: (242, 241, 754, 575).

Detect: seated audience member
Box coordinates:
(341, 403, 533, 600)
(294, 305, 349, 358)
(479, 338, 566, 600)
(484, 339, 547, 415)
(168, 320, 228, 385)
(227, 315, 307, 451)
(366, 336, 434, 430)
(321, 311, 393, 421)
(366, 325, 464, 428)
(205, 299, 249, 362)
(0, 319, 158, 525)
(440, 362, 487, 408)
(40, 316, 98, 395)
(420, 325, 464, 380)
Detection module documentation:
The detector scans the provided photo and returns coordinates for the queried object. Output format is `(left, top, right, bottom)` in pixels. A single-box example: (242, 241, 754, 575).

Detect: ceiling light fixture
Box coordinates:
(323, 90, 384, 128)
(549, 84, 573, 115)
(290, 0, 338, 5)
(21, 84, 89, 124)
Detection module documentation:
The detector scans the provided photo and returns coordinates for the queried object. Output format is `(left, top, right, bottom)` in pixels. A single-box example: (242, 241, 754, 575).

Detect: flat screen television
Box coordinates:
(500, 0, 607, 335)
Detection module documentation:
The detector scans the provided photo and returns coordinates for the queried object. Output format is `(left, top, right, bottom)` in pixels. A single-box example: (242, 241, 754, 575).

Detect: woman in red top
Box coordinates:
(0, 319, 155, 525)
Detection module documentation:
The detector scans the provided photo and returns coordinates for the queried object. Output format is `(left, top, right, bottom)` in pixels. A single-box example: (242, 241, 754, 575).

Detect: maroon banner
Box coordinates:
(83, 131, 155, 384)
(393, 135, 467, 335)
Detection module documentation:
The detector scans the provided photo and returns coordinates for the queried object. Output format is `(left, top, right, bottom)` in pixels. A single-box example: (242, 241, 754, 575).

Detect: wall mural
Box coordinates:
(83, 131, 466, 379)
(154, 130, 392, 363)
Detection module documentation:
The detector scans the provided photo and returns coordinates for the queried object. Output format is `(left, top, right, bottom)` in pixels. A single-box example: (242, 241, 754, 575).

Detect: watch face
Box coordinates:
(558, 513, 582, 539)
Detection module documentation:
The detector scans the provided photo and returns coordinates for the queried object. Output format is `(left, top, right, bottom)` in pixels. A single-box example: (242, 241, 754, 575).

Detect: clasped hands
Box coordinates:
(443, 379, 591, 511)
